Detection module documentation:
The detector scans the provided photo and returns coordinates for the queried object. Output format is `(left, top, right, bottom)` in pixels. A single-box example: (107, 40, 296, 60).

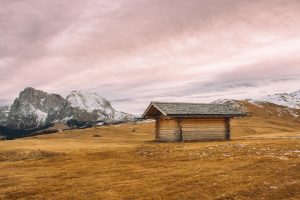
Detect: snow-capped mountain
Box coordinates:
(213, 90, 300, 120)
(0, 87, 134, 130)
(67, 91, 112, 113)
(257, 90, 300, 109)
(213, 90, 300, 110)
(66, 91, 134, 122)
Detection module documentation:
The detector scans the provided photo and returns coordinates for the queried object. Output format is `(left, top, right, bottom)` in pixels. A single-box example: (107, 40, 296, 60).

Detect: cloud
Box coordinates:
(0, 0, 300, 114)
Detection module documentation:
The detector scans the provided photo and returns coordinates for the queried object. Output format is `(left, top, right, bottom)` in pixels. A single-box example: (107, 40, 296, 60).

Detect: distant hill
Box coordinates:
(213, 98, 300, 136)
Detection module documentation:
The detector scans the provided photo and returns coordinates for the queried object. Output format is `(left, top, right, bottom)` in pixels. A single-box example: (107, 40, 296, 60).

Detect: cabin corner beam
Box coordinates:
(225, 118, 231, 140)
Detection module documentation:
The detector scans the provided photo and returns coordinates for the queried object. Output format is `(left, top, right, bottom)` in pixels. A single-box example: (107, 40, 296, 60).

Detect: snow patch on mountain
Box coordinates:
(289, 109, 299, 118)
(212, 99, 247, 111)
(66, 90, 134, 122)
(214, 94, 300, 120)
(113, 111, 133, 121)
(245, 99, 264, 108)
(35, 109, 48, 124)
(67, 91, 112, 113)
(257, 90, 300, 109)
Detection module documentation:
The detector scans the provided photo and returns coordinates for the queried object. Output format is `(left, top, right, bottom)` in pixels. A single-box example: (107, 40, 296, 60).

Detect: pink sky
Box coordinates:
(1, 0, 300, 114)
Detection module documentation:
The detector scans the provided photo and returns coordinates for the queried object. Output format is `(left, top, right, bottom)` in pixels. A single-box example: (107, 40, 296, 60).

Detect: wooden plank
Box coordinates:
(181, 128, 225, 130)
(182, 138, 226, 141)
(157, 118, 229, 141)
(159, 129, 179, 132)
(158, 126, 178, 129)
(181, 127, 226, 131)
(182, 136, 226, 139)
(159, 122, 178, 127)
(159, 132, 179, 135)
(183, 134, 225, 137)
(158, 118, 180, 141)
(159, 136, 178, 140)
(182, 135, 226, 138)
(182, 130, 226, 134)
(182, 135, 226, 139)
(181, 119, 225, 123)
(181, 123, 225, 126)
(180, 118, 226, 141)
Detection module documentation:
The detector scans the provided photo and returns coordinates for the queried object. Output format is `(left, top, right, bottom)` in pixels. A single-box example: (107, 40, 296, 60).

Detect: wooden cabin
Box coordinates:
(142, 102, 245, 141)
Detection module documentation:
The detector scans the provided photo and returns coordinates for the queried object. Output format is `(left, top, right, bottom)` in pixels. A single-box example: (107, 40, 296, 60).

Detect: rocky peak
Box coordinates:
(7, 88, 72, 129)
(2, 88, 134, 130)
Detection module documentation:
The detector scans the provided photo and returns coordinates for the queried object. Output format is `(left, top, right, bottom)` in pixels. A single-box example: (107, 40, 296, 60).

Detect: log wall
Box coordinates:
(156, 118, 228, 141)
(156, 118, 180, 141)
(181, 118, 227, 141)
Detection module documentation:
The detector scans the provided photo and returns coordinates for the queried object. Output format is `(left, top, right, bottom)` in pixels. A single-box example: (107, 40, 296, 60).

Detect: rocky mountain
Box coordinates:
(6, 87, 73, 129)
(0, 87, 134, 130)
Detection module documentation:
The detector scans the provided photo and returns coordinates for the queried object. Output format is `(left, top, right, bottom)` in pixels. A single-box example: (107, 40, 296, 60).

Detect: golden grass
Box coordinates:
(0, 120, 299, 200)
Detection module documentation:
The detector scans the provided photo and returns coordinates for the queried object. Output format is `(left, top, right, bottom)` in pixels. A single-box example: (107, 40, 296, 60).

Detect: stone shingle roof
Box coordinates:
(142, 102, 245, 118)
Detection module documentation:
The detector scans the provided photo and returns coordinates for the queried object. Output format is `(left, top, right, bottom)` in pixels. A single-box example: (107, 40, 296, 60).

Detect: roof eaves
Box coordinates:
(141, 102, 153, 118)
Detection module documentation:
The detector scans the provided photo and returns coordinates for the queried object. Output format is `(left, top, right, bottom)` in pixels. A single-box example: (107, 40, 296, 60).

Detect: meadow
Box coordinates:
(0, 118, 299, 200)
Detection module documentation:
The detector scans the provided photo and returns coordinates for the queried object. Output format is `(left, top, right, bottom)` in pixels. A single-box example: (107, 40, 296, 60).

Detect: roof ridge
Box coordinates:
(152, 101, 228, 106)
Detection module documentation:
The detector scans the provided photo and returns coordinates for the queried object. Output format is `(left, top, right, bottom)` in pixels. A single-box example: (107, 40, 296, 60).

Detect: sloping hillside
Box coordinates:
(231, 100, 300, 137)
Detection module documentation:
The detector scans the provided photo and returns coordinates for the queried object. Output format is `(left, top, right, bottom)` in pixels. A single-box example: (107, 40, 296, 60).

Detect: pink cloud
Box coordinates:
(0, 0, 300, 114)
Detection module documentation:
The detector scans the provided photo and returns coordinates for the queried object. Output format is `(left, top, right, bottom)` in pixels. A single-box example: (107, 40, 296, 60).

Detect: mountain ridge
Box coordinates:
(213, 90, 300, 112)
(0, 87, 134, 130)
(257, 90, 300, 109)
(1, 88, 299, 135)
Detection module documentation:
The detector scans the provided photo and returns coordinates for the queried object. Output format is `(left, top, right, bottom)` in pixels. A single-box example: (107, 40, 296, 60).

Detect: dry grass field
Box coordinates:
(1, 102, 300, 200)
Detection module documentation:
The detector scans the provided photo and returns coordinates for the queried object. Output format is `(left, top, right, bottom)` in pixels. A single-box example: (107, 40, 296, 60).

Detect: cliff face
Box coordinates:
(0, 106, 10, 124)
(6, 87, 72, 129)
